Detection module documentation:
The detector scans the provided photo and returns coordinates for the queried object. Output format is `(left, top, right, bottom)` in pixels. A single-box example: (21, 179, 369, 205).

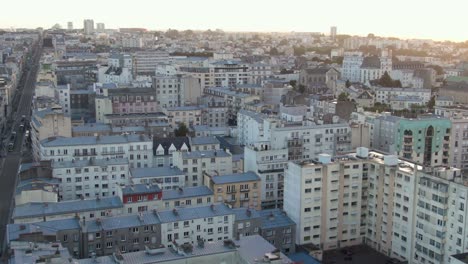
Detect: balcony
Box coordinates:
(240, 197, 249, 201)
(73, 152, 97, 157)
(101, 151, 125, 155)
(225, 198, 236, 204)
(226, 189, 237, 194)
(240, 188, 250, 192)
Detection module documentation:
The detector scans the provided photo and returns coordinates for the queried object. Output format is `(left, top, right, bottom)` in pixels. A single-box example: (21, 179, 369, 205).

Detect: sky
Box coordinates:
(1, 0, 467, 42)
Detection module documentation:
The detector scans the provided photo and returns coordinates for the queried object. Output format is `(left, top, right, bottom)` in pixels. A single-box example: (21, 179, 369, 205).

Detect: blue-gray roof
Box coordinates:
(52, 158, 128, 168)
(15, 177, 60, 195)
(13, 196, 123, 219)
(130, 167, 185, 178)
(210, 171, 260, 185)
(162, 186, 213, 200)
(85, 212, 161, 233)
(181, 149, 230, 159)
(72, 123, 111, 133)
(166, 106, 201, 111)
(122, 184, 161, 196)
(232, 208, 261, 221)
(190, 136, 220, 146)
(157, 203, 232, 223)
(259, 209, 296, 229)
(236, 235, 292, 263)
(41, 134, 151, 147)
(7, 218, 80, 241)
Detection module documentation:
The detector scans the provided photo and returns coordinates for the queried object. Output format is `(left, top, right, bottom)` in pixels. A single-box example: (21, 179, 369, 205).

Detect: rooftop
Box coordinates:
(122, 184, 162, 196)
(209, 171, 260, 185)
(452, 252, 468, 264)
(259, 209, 296, 229)
(190, 136, 220, 146)
(12, 196, 123, 219)
(181, 149, 230, 159)
(7, 218, 80, 241)
(40, 134, 151, 147)
(157, 203, 233, 223)
(163, 186, 213, 200)
(130, 166, 185, 178)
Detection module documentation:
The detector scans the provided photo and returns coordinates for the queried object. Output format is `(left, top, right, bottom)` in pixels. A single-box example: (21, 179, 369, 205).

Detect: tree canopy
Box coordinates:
(376, 72, 402, 87)
(174, 123, 189, 137)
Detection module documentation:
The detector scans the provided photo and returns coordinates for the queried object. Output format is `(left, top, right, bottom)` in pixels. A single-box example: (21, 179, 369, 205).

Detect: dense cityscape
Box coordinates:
(0, 16, 468, 264)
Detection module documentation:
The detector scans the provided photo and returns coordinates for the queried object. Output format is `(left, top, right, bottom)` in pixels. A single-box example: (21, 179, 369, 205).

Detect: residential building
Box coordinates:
(189, 136, 220, 151)
(153, 137, 190, 167)
(130, 167, 186, 190)
(162, 186, 214, 209)
(298, 66, 339, 94)
(204, 171, 261, 210)
(121, 183, 163, 214)
(374, 87, 431, 105)
(52, 158, 130, 201)
(172, 149, 233, 187)
(133, 50, 170, 76)
(39, 134, 153, 168)
(12, 196, 123, 224)
(258, 209, 296, 254)
(152, 74, 202, 109)
(83, 19, 94, 35)
(31, 107, 72, 161)
(164, 106, 202, 128)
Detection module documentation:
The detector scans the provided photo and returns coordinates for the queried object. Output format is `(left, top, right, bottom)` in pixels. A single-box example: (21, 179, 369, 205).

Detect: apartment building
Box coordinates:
(152, 74, 202, 109)
(204, 171, 261, 210)
(238, 109, 352, 159)
(189, 136, 220, 151)
(244, 143, 289, 209)
(130, 167, 186, 190)
(374, 87, 431, 105)
(39, 134, 153, 168)
(121, 183, 163, 214)
(133, 50, 170, 75)
(153, 137, 190, 167)
(52, 158, 130, 201)
(249, 63, 272, 85)
(158, 204, 235, 246)
(448, 114, 468, 175)
(161, 186, 214, 209)
(172, 149, 232, 187)
(164, 106, 202, 128)
(31, 107, 72, 161)
(12, 196, 123, 224)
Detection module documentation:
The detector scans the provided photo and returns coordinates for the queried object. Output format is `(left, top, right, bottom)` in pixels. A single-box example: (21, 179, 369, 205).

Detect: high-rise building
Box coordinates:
(83, 19, 94, 35)
(67, 22, 73, 30)
(96, 22, 105, 32)
(330, 26, 337, 39)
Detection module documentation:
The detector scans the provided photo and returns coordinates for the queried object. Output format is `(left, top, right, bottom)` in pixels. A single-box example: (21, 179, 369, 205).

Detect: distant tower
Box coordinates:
(96, 23, 105, 33)
(83, 19, 94, 35)
(67, 22, 73, 31)
(330, 26, 337, 40)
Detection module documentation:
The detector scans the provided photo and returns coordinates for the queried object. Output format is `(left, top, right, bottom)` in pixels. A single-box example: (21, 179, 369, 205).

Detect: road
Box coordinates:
(0, 37, 42, 258)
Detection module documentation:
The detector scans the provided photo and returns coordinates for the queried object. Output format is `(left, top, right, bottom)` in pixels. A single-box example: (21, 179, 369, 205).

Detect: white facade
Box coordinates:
(52, 158, 130, 201)
(39, 135, 153, 169)
(341, 52, 364, 82)
(374, 87, 431, 104)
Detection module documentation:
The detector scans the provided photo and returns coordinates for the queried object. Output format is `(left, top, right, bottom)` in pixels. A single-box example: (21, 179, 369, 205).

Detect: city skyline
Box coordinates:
(0, 0, 467, 42)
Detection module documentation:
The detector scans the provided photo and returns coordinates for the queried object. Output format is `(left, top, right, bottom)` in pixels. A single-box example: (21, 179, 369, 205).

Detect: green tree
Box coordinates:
(293, 46, 306, 56)
(289, 80, 297, 88)
(298, 84, 306, 94)
(174, 123, 189, 137)
(345, 80, 351, 88)
(338, 92, 350, 102)
(269, 47, 280, 56)
(377, 71, 402, 87)
(427, 96, 436, 110)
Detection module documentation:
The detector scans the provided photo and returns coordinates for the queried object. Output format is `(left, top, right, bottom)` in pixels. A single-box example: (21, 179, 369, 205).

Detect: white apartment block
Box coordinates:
(341, 52, 364, 82)
(448, 114, 468, 176)
(374, 87, 431, 105)
(244, 143, 288, 209)
(39, 134, 153, 168)
(283, 147, 468, 264)
(52, 158, 130, 201)
(152, 74, 202, 109)
(250, 63, 272, 85)
(133, 51, 170, 75)
(158, 204, 234, 247)
(237, 110, 352, 159)
(130, 167, 186, 190)
(172, 149, 233, 187)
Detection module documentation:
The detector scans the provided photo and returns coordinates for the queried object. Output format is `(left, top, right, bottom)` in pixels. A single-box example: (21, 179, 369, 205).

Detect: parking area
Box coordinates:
(322, 245, 398, 264)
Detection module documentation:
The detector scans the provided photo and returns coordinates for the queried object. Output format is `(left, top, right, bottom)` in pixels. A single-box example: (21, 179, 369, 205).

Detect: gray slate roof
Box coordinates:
(210, 171, 260, 185)
(157, 203, 232, 223)
(162, 186, 213, 200)
(41, 134, 151, 147)
(13, 196, 123, 219)
(130, 167, 185, 178)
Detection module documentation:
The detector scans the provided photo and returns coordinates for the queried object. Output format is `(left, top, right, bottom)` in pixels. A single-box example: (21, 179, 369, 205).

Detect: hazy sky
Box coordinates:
(1, 0, 467, 41)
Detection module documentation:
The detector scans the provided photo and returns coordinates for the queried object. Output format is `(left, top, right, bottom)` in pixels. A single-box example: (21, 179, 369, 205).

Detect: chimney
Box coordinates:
(210, 204, 215, 211)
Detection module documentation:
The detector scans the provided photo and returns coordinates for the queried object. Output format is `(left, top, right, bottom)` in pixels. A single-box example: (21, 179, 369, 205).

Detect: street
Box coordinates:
(0, 38, 42, 258)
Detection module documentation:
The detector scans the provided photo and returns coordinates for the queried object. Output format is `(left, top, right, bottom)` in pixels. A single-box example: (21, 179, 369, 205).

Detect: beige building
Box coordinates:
(204, 171, 261, 210)
(351, 123, 371, 149)
(31, 107, 72, 161)
(164, 106, 202, 129)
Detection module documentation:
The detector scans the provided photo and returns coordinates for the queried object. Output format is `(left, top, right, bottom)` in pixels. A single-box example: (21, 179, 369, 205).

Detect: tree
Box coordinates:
(377, 71, 402, 87)
(427, 65, 444, 75)
(174, 123, 189, 137)
(427, 96, 436, 110)
(298, 84, 306, 94)
(345, 80, 351, 88)
(338, 92, 350, 102)
(293, 46, 306, 56)
(289, 80, 297, 88)
(269, 47, 280, 56)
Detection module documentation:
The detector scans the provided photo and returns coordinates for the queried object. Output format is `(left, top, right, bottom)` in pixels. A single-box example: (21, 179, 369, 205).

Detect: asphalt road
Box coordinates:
(0, 39, 42, 257)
